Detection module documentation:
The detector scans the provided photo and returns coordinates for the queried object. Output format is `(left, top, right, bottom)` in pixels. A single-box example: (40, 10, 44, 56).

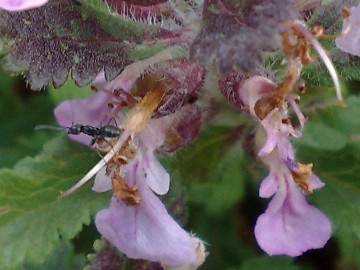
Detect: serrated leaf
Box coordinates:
(0, 136, 110, 269)
(0, 0, 164, 89)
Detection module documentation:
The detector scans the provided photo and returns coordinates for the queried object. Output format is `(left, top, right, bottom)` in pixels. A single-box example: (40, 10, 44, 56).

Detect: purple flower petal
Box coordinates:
(259, 172, 278, 198)
(142, 152, 170, 195)
(336, 5, 360, 56)
(92, 167, 112, 192)
(255, 174, 331, 256)
(138, 117, 171, 150)
(308, 173, 325, 190)
(239, 76, 277, 117)
(277, 135, 295, 161)
(95, 165, 196, 266)
(0, 0, 48, 11)
(258, 112, 279, 156)
(54, 91, 113, 145)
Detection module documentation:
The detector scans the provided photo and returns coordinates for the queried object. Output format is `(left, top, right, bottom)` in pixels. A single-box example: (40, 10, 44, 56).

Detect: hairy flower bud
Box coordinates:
(160, 104, 202, 153)
(132, 58, 205, 118)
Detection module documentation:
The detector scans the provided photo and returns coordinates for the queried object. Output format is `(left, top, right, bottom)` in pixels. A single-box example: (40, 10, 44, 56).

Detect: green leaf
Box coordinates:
(0, 0, 165, 89)
(240, 256, 300, 270)
(0, 135, 110, 269)
(169, 126, 239, 182)
(187, 145, 245, 216)
(301, 50, 360, 86)
(333, 217, 360, 269)
(0, 73, 55, 168)
(296, 96, 360, 268)
(49, 77, 94, 104)
(310, 181, 360, 269)
(168, 126, 246, 215)
(299, 121, 347, 150)
(25, 240, 86, 270)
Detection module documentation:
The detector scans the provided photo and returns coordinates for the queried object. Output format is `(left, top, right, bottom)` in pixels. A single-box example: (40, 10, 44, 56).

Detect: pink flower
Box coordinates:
(238, 75, 303, 158)
(336, 4, 360, 56)
(54, 89, 198, 265)
(91, 116, 197, 265)
(54, 91, 114, 145)
(0, 0, 48, 11)
(92, 115, 172, 196)
(95, 160, 196, 266)
(255, 153, 331, 256)
(237, 74, 332, 256)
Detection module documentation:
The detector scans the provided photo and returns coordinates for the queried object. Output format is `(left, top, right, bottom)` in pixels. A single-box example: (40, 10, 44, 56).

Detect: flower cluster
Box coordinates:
(218, 14, 344, 254)
(6, 0, 358, 267)
(220, 70, 332, 256)
(54, 57, 206, 268)
(242, 75, 331, 256)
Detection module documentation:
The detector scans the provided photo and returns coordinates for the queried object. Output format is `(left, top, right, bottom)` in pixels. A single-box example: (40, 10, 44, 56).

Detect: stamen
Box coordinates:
(288, 94, 306, 128)
(292, 21, 343, 103)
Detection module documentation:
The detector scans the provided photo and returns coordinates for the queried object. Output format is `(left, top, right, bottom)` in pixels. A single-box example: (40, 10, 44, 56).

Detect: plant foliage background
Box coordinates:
(1, 0, 360, 269)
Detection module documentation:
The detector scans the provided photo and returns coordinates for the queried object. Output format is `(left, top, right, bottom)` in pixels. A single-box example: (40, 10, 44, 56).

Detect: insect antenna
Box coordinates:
(34, 124, 66, 131)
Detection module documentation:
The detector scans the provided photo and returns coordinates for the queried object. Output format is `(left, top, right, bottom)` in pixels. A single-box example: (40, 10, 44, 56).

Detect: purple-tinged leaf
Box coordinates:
(190, 0, 299, 74)
(0, 0, 163, 89)
(105, 0, 168, 7)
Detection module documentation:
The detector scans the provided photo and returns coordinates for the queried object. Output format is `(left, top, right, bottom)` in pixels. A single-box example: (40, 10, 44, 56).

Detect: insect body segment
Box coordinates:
(68, 124, 123, 146)
(67, 124, 84, 135)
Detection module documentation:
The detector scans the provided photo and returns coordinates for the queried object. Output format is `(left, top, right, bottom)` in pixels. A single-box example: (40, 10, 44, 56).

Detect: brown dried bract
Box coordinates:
(282, 22, 313, 65)
(104, 137, 140, 205)
(254, 64, 301, 120)
(342, 6, 351, 19)
(124, 79, 166, 133)
(112, 174, 141, 206)
(291, 162, 314, 194)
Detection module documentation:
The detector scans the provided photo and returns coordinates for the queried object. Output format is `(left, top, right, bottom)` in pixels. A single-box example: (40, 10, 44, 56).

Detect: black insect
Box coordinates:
(36, 123, 122, 146)
(67, 124, 122, 145)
